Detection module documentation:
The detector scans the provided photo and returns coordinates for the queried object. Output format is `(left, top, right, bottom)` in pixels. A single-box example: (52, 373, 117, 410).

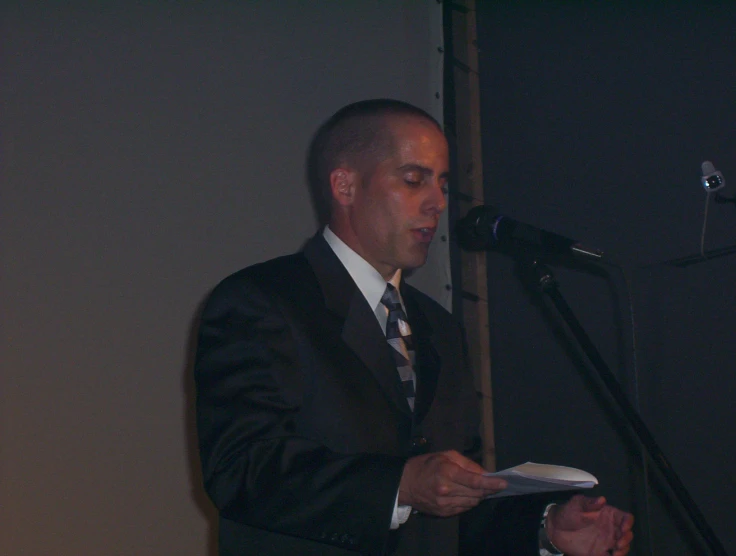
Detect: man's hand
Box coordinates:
(397, 450, 507, 517)
(545, 495, 634, 556)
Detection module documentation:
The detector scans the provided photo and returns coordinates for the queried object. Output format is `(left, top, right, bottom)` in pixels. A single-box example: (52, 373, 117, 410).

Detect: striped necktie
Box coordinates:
(381, 284, 417, 411)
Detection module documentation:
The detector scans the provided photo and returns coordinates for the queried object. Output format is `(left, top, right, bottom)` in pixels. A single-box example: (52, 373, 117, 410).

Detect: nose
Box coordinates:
(425, 182, 447, 215)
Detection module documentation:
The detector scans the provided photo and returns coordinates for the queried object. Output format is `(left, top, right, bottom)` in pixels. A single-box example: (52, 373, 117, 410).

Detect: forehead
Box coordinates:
(384, 116, 448, 162)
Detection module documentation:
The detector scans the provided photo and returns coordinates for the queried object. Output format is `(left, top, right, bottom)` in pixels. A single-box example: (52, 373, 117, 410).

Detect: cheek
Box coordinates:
(355, 197, 392, 245)
(359, 187, 416, 242)
(384, 190, 417, 222)
(382, 201, 411, 241)
(366, 192, 401, 227)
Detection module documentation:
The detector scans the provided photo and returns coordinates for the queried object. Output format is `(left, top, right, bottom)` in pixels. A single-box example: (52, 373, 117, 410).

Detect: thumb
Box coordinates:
(443, 450, 487, 474)
(579, 496, 606, 511)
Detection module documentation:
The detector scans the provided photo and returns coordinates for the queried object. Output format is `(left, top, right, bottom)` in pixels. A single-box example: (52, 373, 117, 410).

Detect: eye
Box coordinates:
(404, 172, 423, 186)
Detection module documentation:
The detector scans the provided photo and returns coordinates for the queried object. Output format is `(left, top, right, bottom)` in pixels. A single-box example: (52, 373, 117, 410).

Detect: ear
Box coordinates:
(329, 167, 357, 207)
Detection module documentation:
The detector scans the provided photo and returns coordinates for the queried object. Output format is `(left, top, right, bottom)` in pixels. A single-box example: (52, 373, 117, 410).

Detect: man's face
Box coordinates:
(345, 116, 449, 279)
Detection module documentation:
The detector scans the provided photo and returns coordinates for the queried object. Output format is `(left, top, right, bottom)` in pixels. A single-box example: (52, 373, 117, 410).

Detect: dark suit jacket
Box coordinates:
(194, 234, 547, 555)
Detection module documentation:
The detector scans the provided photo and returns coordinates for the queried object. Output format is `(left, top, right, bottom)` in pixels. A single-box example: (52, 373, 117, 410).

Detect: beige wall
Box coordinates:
(0, 2, 447, 554)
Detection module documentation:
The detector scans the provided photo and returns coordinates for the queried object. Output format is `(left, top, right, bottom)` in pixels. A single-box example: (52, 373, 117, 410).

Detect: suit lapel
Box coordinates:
(304, 234, 413, 417)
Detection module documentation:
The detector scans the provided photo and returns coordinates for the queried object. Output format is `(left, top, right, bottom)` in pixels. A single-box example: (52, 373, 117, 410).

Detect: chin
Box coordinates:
(400, 255, 429, 272)
(395, 245, 430, 272)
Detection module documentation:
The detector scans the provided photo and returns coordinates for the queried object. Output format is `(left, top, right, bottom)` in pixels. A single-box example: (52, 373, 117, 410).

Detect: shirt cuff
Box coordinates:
(389, 491, 413, 530)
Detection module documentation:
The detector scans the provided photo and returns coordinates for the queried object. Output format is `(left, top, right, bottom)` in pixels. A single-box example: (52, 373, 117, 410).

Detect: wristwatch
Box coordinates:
(539, 504, 564, 556)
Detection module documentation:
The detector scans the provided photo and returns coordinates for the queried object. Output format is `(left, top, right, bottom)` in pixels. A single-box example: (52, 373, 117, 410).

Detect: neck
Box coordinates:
(326, 223, 398, 281)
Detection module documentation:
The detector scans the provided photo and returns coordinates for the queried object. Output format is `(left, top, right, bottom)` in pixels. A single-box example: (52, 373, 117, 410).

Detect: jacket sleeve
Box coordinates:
(194, 274, 406, 555)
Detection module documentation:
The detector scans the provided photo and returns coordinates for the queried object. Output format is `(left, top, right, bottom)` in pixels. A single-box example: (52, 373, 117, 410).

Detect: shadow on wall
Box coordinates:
(305, 117, 331, 229)
(183, 297, 218, 556)
(177, 107, 331, 556)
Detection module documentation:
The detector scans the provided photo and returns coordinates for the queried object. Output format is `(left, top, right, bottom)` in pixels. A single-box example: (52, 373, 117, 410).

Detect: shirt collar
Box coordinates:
(323, 226, 402, 310)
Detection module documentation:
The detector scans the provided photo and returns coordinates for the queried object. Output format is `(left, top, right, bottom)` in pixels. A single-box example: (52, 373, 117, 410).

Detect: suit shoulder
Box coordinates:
(218, 252, 308, 287)
(204, 252, 315, 309)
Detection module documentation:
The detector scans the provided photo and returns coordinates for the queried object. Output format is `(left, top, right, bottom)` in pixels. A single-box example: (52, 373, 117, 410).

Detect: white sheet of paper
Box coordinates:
(484, 462, 598, 498)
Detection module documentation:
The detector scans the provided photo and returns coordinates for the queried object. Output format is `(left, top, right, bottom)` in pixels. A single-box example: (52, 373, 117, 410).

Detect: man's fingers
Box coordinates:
(607, 509, 634, 556)
(435, 467, 507, 498)
(399, 451, 508, 515)
(618, 510, 635, 532)
(452, 475, 507, 498)
(614, 526, 634, 548)
(441, 449, 505, 493)
(449, 467, 507, 491)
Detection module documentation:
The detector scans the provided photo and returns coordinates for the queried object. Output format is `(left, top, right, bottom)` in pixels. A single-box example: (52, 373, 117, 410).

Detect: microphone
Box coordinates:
(455, 205, 604, 261)
(701, 161, 725, 192)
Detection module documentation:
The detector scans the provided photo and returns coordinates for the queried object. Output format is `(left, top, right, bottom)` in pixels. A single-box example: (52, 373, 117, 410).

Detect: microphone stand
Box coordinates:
(521, 257, 728, 556)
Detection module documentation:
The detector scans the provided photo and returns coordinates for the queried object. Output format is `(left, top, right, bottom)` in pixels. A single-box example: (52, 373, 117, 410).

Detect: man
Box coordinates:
(194, 99, 634, 555)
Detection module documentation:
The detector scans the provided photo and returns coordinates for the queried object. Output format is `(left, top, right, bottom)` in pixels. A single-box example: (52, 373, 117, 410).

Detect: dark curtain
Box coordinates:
(475, 3, 736, 555)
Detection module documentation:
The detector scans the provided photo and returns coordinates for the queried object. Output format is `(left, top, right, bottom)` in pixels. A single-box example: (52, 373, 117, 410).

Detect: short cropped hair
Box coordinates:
(307, 99, 442, 224)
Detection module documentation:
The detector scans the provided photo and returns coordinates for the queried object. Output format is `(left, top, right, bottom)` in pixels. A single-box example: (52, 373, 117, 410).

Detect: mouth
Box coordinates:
(412, 226, 437, 243)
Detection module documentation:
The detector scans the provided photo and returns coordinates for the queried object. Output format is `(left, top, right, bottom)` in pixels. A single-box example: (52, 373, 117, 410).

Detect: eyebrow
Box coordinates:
(398, 163, 450, 181)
